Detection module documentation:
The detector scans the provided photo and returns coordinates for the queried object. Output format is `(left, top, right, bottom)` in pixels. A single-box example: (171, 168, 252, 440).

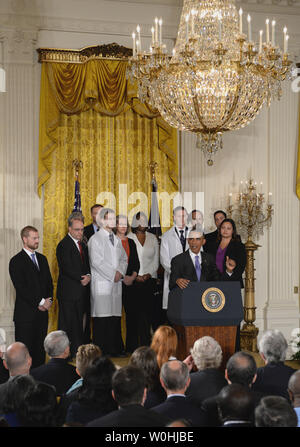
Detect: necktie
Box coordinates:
(109, 232, 114, 246)
(31, 253, 39, 270)
(179, 230, 185, 252)
(77, 241, 84, 263)
(195, 255, 201, 281)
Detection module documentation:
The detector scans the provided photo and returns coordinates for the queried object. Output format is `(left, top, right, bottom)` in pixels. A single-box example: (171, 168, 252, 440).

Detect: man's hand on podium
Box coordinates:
(176, 278, 190, 289)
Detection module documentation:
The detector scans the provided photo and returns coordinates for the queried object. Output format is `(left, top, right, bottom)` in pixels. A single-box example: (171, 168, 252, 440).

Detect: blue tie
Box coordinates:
(195, 255, 201, 281)
(31, 253, 39, 270)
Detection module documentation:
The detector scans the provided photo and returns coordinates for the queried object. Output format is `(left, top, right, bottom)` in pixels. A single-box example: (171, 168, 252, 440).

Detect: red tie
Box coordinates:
(78, 241, 84, 263)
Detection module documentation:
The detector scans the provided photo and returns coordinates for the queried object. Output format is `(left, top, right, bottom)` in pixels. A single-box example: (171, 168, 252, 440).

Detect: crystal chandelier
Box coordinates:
(127, 0, 293, 165)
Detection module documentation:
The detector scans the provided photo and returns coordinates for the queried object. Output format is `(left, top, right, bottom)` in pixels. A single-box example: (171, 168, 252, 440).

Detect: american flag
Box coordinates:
(72, 179, 82, 213)
(148, 178, 162, 238)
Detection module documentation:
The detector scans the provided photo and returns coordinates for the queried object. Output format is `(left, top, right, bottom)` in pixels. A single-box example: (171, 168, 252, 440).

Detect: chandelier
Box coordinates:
(127, 0, 293, 165)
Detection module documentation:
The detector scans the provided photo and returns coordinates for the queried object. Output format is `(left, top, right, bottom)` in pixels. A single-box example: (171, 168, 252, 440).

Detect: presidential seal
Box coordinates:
(202, 287, 225, 313)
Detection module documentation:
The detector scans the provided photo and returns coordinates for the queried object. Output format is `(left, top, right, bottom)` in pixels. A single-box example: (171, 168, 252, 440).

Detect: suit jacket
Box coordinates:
(9, 250, 53, 323)
(211, 239, 246, 288)
(185, 368, 227, 407)
(125, 238, 140, 276)
(169, 250, 226, 291)
(30, 358, 78, 396)
(251, 362, 296, 401)
(84, 223, 96, 241)
(87, 404, 168, 427)
(56, 235, 90, 303)
(152, 395, 206, 427)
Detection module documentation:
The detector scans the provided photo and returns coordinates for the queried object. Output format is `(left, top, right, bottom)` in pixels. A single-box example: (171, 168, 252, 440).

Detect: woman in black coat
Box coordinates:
(115, 215, 140, 354)
(212, 218, 246, 288)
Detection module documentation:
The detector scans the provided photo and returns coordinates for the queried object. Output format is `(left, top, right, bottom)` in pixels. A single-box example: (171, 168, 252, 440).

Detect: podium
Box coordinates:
(167, 282, 243, 370)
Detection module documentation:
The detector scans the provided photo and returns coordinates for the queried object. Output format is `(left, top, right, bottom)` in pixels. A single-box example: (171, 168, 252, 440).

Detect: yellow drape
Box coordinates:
(38, 59, 178, 333)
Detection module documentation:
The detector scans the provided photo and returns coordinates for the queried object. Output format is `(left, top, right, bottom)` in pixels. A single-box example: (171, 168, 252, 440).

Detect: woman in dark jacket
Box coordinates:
(213, 218, 246, 288)
(115, 214, 140, 354)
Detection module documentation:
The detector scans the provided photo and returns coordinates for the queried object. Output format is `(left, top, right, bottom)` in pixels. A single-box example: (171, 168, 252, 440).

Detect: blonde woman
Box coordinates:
(150, 326, 178, 369)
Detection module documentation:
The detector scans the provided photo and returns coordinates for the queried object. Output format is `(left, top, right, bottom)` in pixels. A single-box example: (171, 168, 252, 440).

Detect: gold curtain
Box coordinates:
(38, 59, 178, 332)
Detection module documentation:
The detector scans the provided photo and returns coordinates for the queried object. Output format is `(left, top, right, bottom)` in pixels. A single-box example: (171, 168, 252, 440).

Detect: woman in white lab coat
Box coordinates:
(88, 208, 128, 356)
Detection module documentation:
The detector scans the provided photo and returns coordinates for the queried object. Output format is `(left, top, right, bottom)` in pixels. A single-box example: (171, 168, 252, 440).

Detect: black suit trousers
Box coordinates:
(15, 311, 48, 368)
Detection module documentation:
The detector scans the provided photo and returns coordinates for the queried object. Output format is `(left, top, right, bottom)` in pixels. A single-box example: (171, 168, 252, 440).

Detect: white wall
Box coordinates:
(0, 0, 299, 355)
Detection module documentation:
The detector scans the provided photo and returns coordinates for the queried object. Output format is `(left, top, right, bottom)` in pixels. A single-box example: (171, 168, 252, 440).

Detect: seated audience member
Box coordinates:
(0, 342, 32, 413)
(18, 382, 58, 427)
(288, 370, 300, 426)
(129, 346, 166, 409)
(67, 343, 102, 394)
(255, 395, 298, 427)
(30, 330, 78, 396)
(185, 336, 227, 406)
(152, 360, 205, 427)
(57, 343, 103, 425)
(0, 334, 9, 384)
(65, 357, 117, 426)
(252, 329, 296, 401)
(0, 375, 36, 427)
(150, 326, 178, 369)
(217, 384, 254, 427)
(202, 351, 261, 427)
(87, 365, 168, 427)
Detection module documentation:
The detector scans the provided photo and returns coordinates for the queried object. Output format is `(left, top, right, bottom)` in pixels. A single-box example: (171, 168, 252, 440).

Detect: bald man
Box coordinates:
(169, 228, 235, 291)
(0, 342, 32, 413)
(288, 370, 300, 427)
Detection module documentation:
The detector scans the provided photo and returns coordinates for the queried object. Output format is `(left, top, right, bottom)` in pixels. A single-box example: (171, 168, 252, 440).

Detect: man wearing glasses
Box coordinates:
(56, 212, 91, 358)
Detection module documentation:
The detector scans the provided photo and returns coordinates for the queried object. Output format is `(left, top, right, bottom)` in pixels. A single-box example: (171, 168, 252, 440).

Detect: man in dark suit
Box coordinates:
(9, 226, 53, 368)
(87, 365, 168, 427)
(169, 227, 236, 291)
(83, 204, 103, 241)
(203, 210, 227, 253)
(30, 330, 78, 396)
(201, 351, 264, 426)
(56, 212, 91, 358)
(0, 342, 32, 413)
(152, 360, 205, 426)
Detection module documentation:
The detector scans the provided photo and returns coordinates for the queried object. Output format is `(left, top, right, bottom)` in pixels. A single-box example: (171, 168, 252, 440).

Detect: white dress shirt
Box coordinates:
(23, 248, 45, 307)
(128, 231, 159, 279)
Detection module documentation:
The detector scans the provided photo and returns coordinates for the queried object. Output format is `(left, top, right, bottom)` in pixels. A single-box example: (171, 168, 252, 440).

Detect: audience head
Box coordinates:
(288, 370, 300, 406)
(213, 210, 227, 229)
(20, 226, 39, 251)
(129, 346, 160, 391)
(18, 382, 58, 427)
(78, 357, 117, 412)
(225, 351, 257, 387)
(160, 360, 190, 394)
(75, 343, 102, 378)
(190, 336, 223, 371)
(44, 330, 70, 359)
(166, 419, 191, 427)
(217, 384, 254, 424)
(68, 212, 84, 241)
(150, 326, 178, 369)
(131, 211, 148, 233)
(3, 375, 36, 414)
(173, 206, 188, 229)
(255, 396, 298, 427)
(258, 329, 288, 364)
(112, 365, 147, 407)
(3, 342, 32, 376)
(90, 204, 103, 225)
